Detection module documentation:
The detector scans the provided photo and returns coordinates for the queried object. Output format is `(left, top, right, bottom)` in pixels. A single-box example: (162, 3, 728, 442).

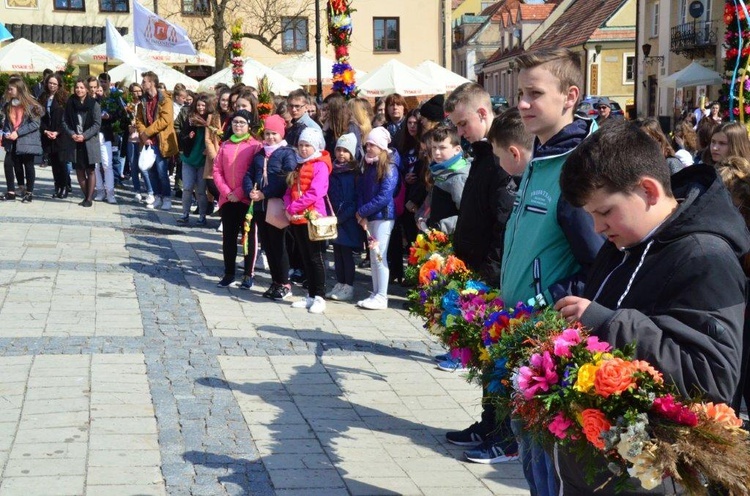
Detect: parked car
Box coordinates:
(490, 95, 509, 113)
(576, 97, 625, 118)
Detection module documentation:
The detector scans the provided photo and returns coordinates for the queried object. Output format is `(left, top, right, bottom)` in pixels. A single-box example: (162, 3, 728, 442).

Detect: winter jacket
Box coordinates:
(60, 96, 102, 165)
(324, 122, 363, 160)
(555, 164, 750, 496)
(426, 155, 469, 234)
(1, 103, 42, 156)
(244, 145, 297, 211)
(453, 140, 515, 284)
(328, 164, 363, 248)
(356, 154, 399, 221)
(286, 113, 321, 148)
(136, 90, 178, 158)
(283, 151, 333, 224)
(213, 137, 263, 210)
(501, 118, 604, 306)
(40, 96, 65, 154)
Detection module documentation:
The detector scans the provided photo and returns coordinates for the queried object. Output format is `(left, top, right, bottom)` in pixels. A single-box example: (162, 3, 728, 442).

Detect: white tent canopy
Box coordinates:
(272, 51, 366, 86)
(661, 61, 724, 88)
(356, 59, 444, 97)
(197, 58, 301, 95)
(107, 58, 199, 90)
(70, 34, 215, 66)
(0, 38, 66, 72)
(414, 60, 471, 92)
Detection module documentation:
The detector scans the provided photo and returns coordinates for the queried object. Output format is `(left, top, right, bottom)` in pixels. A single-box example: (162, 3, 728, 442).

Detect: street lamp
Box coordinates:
(315, 0, 323, 103)
(642, 43, 664, 67)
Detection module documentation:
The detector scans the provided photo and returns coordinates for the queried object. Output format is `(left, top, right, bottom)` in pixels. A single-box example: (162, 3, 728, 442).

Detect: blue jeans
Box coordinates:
(181, 165, 207, 218)
(112, 135, 124, 183)
(126, 142, 152, 194)
(511, 417, 558, 496)
(147, 144, 171, 198)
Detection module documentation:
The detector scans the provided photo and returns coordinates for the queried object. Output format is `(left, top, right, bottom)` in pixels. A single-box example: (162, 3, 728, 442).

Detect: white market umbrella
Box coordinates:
(0, 38, 66, 72)
(272, 51, 366, 86)
(414, 60, 472, 92)
(356, 58, 444, 97)
(70, 34, 215, 66)
(197, 57, 301, 95)
(107, 58, 200, 91)
(661, 62, 723, 88)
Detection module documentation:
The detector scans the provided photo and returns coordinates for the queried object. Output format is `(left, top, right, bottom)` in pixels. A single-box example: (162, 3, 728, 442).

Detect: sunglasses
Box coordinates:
(597, 106, 609, 110)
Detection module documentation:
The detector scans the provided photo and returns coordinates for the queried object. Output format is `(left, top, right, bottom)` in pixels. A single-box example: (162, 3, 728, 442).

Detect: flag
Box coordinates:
(133, 0, 197, 56)
(105, 19, 140, 66)
(0, 22, 13, 43)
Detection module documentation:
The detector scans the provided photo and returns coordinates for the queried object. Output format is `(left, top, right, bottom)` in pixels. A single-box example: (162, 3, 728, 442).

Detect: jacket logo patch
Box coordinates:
(530, 189, 553, 206)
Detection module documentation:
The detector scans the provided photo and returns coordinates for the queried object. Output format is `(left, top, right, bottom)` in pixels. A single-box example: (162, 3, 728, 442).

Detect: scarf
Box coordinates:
(429, 153, 467, 181)
(296, 151, 321, 164)
(230, 133, 251, 143)
(64, 95, 95, 131)
(364, 155, 379, 165)
(333, 160, 355, 174)
(263, 140, 287, 157)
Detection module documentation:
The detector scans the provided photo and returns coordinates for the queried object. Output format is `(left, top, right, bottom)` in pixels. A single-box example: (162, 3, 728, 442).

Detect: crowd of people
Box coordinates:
(2, 47, 750, 495)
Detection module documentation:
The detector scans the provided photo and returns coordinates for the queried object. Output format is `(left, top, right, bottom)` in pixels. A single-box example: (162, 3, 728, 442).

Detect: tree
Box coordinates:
(164, 0, 314, 72)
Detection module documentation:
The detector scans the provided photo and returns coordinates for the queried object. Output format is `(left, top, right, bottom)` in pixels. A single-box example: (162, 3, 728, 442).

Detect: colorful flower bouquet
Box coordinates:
(327, 0, 357, 97)
(504, 321, 750, 494)
(404, 230, 453, 286)
(230, 21, 244, 85)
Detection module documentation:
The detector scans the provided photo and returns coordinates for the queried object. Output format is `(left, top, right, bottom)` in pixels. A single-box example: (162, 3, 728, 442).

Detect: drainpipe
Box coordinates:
(633, 0, 640, 118)
(582, 43, 589, 99)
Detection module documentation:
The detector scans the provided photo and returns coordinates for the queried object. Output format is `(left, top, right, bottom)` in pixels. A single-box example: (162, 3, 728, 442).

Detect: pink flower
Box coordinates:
(451, 347, 473, 367)
(586, 336, 612, 353)
(548, 412, 573, 439)
(652, 394, 698, 427)
(518, 351, 559, 399)
(553, 328, 582, 357)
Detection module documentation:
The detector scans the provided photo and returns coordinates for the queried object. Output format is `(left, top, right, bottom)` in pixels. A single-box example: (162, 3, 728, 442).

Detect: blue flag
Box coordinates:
(0, 23, 12, 43)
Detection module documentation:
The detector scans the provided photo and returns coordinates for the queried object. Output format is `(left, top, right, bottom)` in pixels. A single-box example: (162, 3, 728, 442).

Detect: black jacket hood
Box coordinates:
(534, 117, 592, 158)
(654, 164, 750, 258)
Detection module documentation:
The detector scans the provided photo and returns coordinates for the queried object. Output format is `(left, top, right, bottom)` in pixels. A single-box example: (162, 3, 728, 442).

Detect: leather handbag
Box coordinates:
(307, 196, 338, 242)
(266, 198, 290, 229)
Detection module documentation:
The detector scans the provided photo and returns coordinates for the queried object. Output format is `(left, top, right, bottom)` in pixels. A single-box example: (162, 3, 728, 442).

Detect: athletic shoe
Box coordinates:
(269, 284, 292, 300)
(145, 193, 156, 205)
(176, 215, 189, 224)
(464, 439, 519, 464)
(445, 422, 490, 447)
(434, 352, 452, 362)
(107, 195, 117, 204)
(437, 358, 467, 372)
(359, 294, 388, 310)
(196, 217, 207, 226)
(237, 276, 253, 290)
(263, 283, 278, 299)
(216, 275, 235, 288)
(134, 193, 143, 202)
(291, 296, 314, 309)
(256, 250, 269, 271)
(289, 269, 305, 284)
(308, 296, 326, 314)
(331, 284, 353, 301)
(326, 283, 343, 299)
(161, 198, 172, 210)
(94, 190, 105, 201)
(147, 196, 163, 210)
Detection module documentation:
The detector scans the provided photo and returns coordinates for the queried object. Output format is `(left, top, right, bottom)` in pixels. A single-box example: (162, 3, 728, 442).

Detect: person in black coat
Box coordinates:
(555, 121, 750, 495)
(39, 74, 71, 198)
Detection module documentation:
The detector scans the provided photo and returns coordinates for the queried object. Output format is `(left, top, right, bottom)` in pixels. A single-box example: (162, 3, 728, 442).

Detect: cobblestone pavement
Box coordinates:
(0, 167, 530, 496)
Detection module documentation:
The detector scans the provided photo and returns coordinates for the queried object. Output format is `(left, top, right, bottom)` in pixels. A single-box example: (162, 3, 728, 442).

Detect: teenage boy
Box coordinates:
(424, 124, 469, 234)
(285, 90, 321, 147)
(443, 83, 516, 462)
(488, 107, 533, 178)
(501, 48, 605, 495)
(555, 120, 749, 495)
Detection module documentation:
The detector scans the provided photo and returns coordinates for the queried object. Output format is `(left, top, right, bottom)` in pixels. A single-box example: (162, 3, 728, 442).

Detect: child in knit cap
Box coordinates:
(326, 133, 362, 302)
(284, 127, 332, 314)
(246, 114, 298, 299)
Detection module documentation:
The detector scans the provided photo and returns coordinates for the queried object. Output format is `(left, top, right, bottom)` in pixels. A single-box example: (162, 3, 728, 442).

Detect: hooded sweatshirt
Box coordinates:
(427, 153, 469, 234)
(556, 164, 750, 495)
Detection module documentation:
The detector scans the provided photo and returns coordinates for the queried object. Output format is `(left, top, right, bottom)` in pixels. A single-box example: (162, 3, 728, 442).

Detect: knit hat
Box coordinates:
(366, 126, 391, 152)
(335, 133, 358, 159)
(597, 97, 612, 109)
(420, 94, 445, 123)
(298, 126, 326, 153)
(232, 109, 253, 125)
(264, 114, 286, 138)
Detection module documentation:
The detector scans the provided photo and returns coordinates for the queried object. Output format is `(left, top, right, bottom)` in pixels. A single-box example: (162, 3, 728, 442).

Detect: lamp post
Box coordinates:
(315, 0, 323, 103)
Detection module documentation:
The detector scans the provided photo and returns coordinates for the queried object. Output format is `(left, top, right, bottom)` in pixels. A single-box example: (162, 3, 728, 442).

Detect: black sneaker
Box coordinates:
(237, 276, 253, 290)
(445, 422, 490, 447)
(269, 284, 292, 300)
(464, 438, 519, 464)
(289, 270, 305, 284)
(217, 275, 235, 288)
(263, 283, 278, 299)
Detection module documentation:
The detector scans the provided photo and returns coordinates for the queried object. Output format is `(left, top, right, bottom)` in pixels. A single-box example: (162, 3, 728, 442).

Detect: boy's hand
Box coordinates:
(554, 296, 592, 323)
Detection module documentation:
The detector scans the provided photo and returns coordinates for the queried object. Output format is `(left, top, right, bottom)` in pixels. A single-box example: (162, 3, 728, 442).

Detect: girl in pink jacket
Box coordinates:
(212, 110, 263, 289)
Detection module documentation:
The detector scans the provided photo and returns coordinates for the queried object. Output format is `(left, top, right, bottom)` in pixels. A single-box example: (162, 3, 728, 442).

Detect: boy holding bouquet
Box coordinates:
(555, 120, 750, 494)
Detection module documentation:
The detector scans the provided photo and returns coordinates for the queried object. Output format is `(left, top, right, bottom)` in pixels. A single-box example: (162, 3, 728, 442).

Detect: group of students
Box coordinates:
(420, 50, 750, 496)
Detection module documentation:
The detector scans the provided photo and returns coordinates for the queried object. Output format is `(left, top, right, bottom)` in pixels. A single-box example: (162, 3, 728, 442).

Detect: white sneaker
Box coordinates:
(360, 294, 388, 310)
(308, 296, 326, 314)
(326, 283, 343, 299)
(334, 284, 354, 302)
(291, 296, 314, 309)
(145, 193, 155, 205)
(134, 193, 143, 202)
(216, 222, 223, 233)
(147, 196, 163, 210)
(255, 250, 269, 271)
(94, 190, 105, 201)
(356, 295, 375, 307)
(161, 198, 172, 210)
(107, 191, 117, 204)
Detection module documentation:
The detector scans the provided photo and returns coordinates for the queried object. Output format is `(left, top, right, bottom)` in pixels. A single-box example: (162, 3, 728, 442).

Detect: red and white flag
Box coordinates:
(133, 0, 197, 56)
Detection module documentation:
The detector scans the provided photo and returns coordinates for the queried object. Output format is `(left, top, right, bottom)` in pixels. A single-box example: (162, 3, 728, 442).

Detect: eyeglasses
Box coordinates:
(288, 104, 305, 110)
(597, 106, 608, 110)
(231, 120, 248, 125)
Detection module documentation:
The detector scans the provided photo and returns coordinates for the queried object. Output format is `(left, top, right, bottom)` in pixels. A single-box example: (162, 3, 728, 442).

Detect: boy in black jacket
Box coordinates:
(555, 120, 750, 495)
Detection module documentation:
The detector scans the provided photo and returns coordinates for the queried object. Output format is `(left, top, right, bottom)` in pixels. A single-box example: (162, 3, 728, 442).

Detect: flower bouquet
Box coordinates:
(230, 21, 244, 85)
(404, 229, 453, 286)
(506, 321, 750, 494)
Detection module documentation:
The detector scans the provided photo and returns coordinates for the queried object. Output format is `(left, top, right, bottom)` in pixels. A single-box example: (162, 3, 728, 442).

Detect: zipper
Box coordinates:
(505, 160, 535, 262)
(592, 250, 630, 302)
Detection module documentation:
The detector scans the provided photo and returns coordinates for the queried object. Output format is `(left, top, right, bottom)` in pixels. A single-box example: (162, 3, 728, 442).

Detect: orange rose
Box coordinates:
(581, 408, 611, 450)
(631, 360, 664, 384)
(594, 358, 636, 398)
(418, 255, 444, 286)
(444, 255, 467, 275)
(693, 402, 743, 428)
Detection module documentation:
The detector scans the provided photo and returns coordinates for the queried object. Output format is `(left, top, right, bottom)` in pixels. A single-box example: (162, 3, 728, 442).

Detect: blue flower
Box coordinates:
(487, 357, 509, 394)
(440, 289, 461, 325)
(465, 280, 490, 293)
(561, 364, 576, 388)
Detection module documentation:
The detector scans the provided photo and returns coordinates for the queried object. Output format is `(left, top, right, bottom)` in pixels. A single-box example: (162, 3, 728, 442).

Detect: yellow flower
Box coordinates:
(478, 347, 491, 364)
(594, 352, 614, 363)
(574, 363, 600, 393)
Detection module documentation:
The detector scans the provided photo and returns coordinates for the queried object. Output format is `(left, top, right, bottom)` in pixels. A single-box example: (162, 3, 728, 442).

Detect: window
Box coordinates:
(282, 17, 308, 52)
(623, 54, 635, 84)
(651, 3, 659, 37)
(373, 17, 400, 52)
(182, 0, 209, 16)
(54, 0, 84, 11)
(100, 0, 128, 12)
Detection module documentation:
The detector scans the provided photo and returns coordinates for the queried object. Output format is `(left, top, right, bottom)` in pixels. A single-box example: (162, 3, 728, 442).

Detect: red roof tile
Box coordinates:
(519, 4, 557, 20)
(452, 0, 467, 9)
(529, 0, 632, 51)
(589, 27, 636, 41)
